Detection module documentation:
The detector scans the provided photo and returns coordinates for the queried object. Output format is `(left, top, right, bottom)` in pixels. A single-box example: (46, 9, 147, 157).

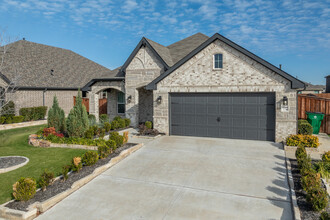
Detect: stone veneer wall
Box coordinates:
(153, 39, 297, 142)
(138, 88, 153, 123)
(6, 89, 78, 115)
(125, 46, 164, 126)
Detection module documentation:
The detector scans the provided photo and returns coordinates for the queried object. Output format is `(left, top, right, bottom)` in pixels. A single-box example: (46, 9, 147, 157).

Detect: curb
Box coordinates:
(0, 120, 47, 131)
(0, 143, 143, 220)
(132, 134, 162, 139)
(284, 151, 301, 220)
(0, 156, 29, 174)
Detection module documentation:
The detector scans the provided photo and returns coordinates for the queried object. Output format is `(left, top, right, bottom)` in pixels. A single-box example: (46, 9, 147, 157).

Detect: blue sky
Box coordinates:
(1, 0, 329, 85)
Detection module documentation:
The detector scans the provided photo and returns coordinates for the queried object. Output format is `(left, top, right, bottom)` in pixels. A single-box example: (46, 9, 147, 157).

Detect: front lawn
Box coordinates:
(0, 125, 87, 204)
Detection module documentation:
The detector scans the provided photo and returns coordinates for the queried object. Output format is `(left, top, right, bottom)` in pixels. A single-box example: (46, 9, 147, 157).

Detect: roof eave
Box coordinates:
(81, 77, 125, 91)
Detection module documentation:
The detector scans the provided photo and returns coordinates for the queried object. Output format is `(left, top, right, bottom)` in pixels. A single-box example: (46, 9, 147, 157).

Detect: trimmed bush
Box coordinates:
(82, 151, 99, 166)
(12, 177, 37, 201)
(109, 132, 124, 147)
(19, 106, 47, 121)
(99, 114, 109, 124)
(71, 157, 82, 172)
(322, 151, 330, 163)
(118, 118, 126, 128)
(66, 91, 89, 137)
(320, 211, 330, 220)
(48, 96, 66, 133)
(295, 146, 307, 160)
(4, 116, 12, 124)
(1, 100, 15, 116)
(98, 128, 105, 139)
(298, 120, 313, 135)
(111, 120, 120, 130)
(12, 116, 24, 123)
(299, 155, 314, 176)
(301, 172, 321, 192)
(98, 145, 110, 159)
(306, 187, 328, 211)
(0, 116, 5, 124)
(113, 116, 122, 121)
(286, 134, 319, 148)
(38, 170, 55, 191)
(145, 121, 152, 129)
(124, 118, 131, 127)
(62, 165, 71, 181)
(104, 122, 111, 132)
(84, 128, 94, 139)
(88, 114, 96, 125)
(106, 140, 117, 151)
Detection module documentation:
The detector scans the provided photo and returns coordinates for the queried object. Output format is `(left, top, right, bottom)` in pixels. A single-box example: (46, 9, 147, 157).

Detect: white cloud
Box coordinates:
(122, 0, 138, 13)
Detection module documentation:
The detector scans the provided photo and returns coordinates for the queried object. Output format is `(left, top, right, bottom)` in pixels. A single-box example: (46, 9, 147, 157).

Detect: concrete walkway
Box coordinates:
(37, 136, 292, 220)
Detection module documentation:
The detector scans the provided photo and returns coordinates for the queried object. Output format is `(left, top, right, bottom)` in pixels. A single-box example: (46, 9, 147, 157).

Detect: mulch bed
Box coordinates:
(289, 159, 330, 219)
(0, 157, 27, 169)
(5, 143, 137, 211)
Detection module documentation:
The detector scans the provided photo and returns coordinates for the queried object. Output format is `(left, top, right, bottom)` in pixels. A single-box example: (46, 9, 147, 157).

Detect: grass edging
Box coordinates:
(0, 143, 144, 220)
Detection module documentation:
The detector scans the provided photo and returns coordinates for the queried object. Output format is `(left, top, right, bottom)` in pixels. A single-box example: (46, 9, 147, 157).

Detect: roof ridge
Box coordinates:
(166, 32, 208, 48)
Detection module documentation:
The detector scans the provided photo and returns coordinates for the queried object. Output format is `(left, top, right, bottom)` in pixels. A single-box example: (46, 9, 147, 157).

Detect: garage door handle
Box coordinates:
(217, 117, 221, 122)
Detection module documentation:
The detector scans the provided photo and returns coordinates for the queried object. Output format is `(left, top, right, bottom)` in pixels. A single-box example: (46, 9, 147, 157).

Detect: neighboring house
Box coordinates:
(1, 33, 305, 142)
(0, 39, 113, 115)
(298, 82, 325, 94)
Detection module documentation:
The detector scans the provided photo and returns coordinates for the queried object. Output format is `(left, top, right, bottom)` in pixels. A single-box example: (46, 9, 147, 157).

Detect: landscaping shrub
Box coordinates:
(4, 116, 12, 124)
(88, 114, 96, 125)
(19, 106, 47, 121)
(98, 128, 105, 139)
(322, 151, 330, 163)
(48, 96, 66, 132)
(38, 170, 55, 191)
(106, 139, 117, 151)
(301, 172, 321, 192)
(12, 177, 37, 201)
(109, 132, 124, 147)
(299, 155, 314, 176)
(104, 122, 111, 132)
(71, 157, 82, 172)
(90, 125, 99, 136)
(306, 187, 328, 211)
(139, 124, 159, 136)
(113, 116, 122, 121)
(320, 211, 330, 220)
(145, 121, 152, 129)
(43, 127, 56, 137)
(124, 118, 131, 127)
(286, 134, 319, 148)
(82, 151, 99, 166)
(1, 101, 15, 116)
(98, 145, 110, 159)
(0, 116, 5, 124)
(118, 118, 126, 128)
(99, 114, 109, 124)
(84, 128, 94, 139)
(314, 161, 330, 181)
(62, 165, 71, 181)
(298, 120, 313, 135)
(12, 116, 24, 123)
(111, 120, 120, 130)
(295, 146, 307, 161)
(66, 91, 89, 137)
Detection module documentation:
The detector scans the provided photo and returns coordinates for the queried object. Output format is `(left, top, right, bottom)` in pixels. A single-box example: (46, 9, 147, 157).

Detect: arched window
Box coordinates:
(214, 54, 223, 69)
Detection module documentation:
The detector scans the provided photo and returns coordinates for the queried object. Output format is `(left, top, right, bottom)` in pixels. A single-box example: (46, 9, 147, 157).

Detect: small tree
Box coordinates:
(48, 96, 66, 132)
(66, 90, 89, 137)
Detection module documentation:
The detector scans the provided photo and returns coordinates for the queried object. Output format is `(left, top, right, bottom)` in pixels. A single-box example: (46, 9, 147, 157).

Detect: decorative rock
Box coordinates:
(39, 140, 51, 147)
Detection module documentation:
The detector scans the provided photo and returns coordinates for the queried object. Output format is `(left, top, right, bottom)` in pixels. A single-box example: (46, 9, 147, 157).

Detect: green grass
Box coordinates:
(0, 125, 87, 204)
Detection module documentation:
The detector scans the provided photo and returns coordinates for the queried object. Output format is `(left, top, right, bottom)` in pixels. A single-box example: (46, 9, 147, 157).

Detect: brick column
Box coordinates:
(89, 92, 99, 122)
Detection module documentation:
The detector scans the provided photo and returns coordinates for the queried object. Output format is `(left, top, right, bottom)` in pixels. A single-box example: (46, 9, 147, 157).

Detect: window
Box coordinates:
(117, 92, 125, 114)
(314, 91, 319, 94)
(214, 54, 223, 69)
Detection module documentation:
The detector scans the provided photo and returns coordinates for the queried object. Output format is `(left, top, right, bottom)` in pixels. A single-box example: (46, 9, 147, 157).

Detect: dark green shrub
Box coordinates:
(98, 145, 110, 159)
(4, 116, 12, 124)
(12, 116, 24, 123)
(38, 170, 55, 191)
(88, 114, 96, 125)
(301, 172, 321, 192)
(295, 146, 307, 161)
(48, 96, 66, 133)
(145, 121, 152, 129)
(111, 120, 119, 130)
(113, 116, 122, 121)
(1, 101, 15, 116)
(322, 151, 330, 162)
(99, 114, 109, 124)
(90, 125, 99, 136)
(84, 128, 94, 139)
(118, 118, 126, 128)
(82, 151, 99, 166)
(12, 177, 37, 201)
(98, 128, 105, 139)
(62, 165, 71, 181)
(299, 155, 313, 175)
(124, 118, 131, 127)
(71, 157, 82, 172)
(104, 122, 111, 132)
(19, 106, 47, 121)
(307, 187, 328, 211)
(298, 120, 313, 135)
(0, 116, 5, 124)
(109, 132, 124, 147)
(320, 211, 330, 220)
(106, 139, 117, 151)
(66, 91, 89, 137)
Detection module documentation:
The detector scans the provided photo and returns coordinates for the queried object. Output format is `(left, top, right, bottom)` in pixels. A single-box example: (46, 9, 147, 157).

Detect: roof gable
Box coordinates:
(146, 33, 305, 90)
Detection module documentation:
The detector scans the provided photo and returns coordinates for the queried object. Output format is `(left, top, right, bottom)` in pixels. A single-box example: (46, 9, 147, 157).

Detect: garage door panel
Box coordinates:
(170, 93, 275, 141)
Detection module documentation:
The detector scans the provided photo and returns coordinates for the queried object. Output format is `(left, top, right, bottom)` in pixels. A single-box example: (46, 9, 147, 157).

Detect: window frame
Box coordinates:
(117, 92, 125, 114)
(213, 53, 223, 70)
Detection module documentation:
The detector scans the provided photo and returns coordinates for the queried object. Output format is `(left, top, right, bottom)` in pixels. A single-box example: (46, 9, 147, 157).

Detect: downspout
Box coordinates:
(43, 88, 47, 106)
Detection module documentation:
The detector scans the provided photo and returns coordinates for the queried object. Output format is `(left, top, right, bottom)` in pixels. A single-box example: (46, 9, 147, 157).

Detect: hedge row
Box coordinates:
(19, 106, 47, 121)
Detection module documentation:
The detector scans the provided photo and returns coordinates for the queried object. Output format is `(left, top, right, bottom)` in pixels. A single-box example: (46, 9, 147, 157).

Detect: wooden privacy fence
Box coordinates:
(73, 97, 107, 114)
(298, 94, 330, 134)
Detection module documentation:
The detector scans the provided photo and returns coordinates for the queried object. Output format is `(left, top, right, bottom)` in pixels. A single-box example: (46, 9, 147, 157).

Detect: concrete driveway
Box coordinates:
(37, 136, 292, 220)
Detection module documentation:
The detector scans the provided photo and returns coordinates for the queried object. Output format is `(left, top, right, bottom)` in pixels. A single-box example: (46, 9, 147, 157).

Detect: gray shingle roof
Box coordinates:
(302, 82, 325, 91)
(0, 40, 117, 89)
(145, 38, 174, 66)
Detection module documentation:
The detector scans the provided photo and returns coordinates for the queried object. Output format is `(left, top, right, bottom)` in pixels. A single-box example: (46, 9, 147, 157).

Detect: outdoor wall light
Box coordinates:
(127, 95, 132, 103)
(156, 96, 162, 104)
(283, 96, 288, 106)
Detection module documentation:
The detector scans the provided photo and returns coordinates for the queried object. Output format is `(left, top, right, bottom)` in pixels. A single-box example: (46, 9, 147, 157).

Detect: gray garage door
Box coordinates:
(170, 93, 275, 141)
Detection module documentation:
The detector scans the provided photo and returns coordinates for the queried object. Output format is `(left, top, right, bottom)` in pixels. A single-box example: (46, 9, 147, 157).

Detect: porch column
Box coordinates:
(89, 91, 99, 122)
(125, 88, 139, 127)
